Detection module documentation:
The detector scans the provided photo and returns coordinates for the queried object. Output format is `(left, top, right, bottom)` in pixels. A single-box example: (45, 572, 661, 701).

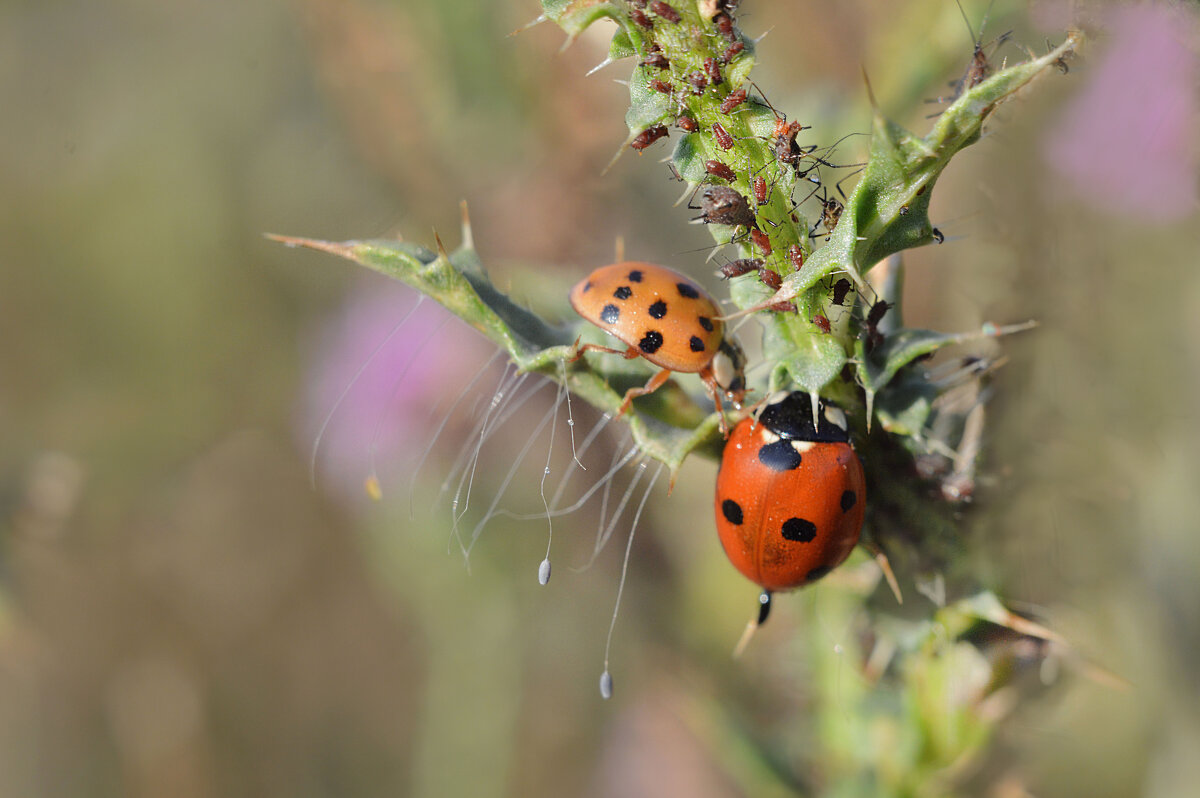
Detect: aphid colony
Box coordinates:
(620, 0, 863, 315)
(568, 3, 874, 627)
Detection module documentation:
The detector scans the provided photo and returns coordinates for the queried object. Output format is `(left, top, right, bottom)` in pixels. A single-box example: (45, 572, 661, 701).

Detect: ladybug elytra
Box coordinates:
(569, 261, 746, 432)
(715, 391, 865, 606)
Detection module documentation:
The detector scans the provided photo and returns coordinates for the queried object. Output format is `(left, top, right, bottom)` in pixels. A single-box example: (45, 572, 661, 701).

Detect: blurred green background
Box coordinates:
(2, 0, 1198, 796)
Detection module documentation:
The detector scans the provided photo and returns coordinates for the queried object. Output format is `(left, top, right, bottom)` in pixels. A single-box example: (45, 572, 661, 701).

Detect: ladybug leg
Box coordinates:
(732, 591, 773, 658)
(617, 368, 673, 415)
(699, 366, 732, 437)
(569, 338, 635, 363)
(860, 540, 903, 605)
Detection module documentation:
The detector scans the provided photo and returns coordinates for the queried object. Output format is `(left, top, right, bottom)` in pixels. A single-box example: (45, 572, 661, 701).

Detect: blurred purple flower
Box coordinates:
(1044, 4, 1198, 221)
(298, 279, 493, 503)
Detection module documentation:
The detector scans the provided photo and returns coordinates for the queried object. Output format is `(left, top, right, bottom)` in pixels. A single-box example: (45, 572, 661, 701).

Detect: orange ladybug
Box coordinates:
(569, 261, 745, 431)
(715, 391, 865, 620)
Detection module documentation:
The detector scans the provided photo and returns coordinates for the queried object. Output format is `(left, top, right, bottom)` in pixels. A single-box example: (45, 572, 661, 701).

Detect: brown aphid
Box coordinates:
(864, 299, 891, 352)
(811, 314, 831, 333)
(758, 268, 782, 291)
(772, 119, 815, 172)
(752, 174, 769, 205)
(630, 123, 668, 151)
(630, 8, 653, 29)
(705, 159, 736, 182)
(650, 1, 681, 23)
(641, 52, 669, 69)
(787, 243, 805, 271)
(811, 190, 843, 236)
(718, 258, 763, 279)
(712, 122, 734, 150)
(704, 57, 724, 86)
(720, 86, 748, 114)
(676, 115, 699, 133)
(691, 185, 756, 228)
(749, 227, 772, 256)
(649, 78, 672, 94)
(831, 278, 852, 306)
(722, 41, 745, 63)
(714, 12, 735, 41)
(686, 72, 709, 93)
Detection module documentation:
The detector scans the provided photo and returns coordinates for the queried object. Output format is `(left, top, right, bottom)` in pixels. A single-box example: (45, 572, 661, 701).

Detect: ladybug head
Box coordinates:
(712, 338, 747, 408)
(758, 391, 850, 443)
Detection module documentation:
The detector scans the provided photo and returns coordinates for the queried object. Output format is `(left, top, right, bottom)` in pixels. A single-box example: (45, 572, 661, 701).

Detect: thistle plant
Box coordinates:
(276, 1, 1084, 793)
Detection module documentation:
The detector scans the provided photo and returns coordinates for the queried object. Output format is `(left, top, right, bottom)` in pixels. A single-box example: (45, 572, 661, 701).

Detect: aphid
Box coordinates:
(641, 52, 669, 69)
(722, 41, 745, 63)
(831, 277, 852, 306)
(866, 299, 891, 329)
(676, 115, 699, 133)
(569, 261, 747, 433)
(718, 258, 764, 279)
(751, 174, 769, 205)
(690, 185, 756, 228)
(758, 268, 781, 291)
(714, 12, 735, 41)
(704, 159, 737, 182)
(649, 78, 672, 94)
(863, 299, 891, 352)
(749, 227, 772, 256)
(712, 122, 734, 150)
(811, 314, 831, 333)
(704, 57, 724, 86)
(720, 86, 748, 115)
(630, 8, 653, 29)
(686, 72, 709, 93)
(715, 392, 866, 622)
(650, 1, 681, 23)
(630, 123, 668, 151)
(926, 0, 1013, 109)
(808, 186, 843, 238)
(787, 243, 805, 271)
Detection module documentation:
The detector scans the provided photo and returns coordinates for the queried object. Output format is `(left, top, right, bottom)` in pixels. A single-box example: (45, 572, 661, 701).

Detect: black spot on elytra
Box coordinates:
(757, 440, 802, 471)
(628, 270, 644, 282)
(721, 499, 743, 525)
(689, 336, 705, 352)
(639, 330, 664, 354)
(805, 564, 832, 583)
(781, 517, 817, 542)
(614, 286, 633, 300)
(600, 304, 620, 324)
(676, 282, 700, 299)
(648, 300, 667, 319)
(698, 316, 714, 332)
(840, 490, 857, 511)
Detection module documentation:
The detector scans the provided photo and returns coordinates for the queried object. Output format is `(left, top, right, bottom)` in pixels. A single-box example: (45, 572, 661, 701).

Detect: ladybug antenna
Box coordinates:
(599, 462, 664, 698)
(733, 591, 773, 658)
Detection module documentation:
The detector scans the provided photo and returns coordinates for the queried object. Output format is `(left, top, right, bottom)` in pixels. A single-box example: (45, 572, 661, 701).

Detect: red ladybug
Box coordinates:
(715, 392, 865, 620)
(570, 261, 746, 432)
